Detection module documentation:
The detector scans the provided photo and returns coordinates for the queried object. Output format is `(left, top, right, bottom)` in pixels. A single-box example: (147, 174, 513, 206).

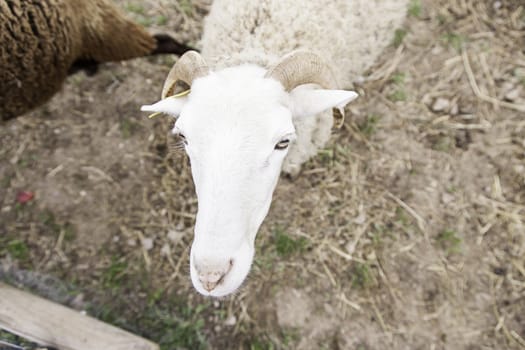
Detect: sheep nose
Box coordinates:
(195, 258, 234, 292)
(199, 271, 226, 292)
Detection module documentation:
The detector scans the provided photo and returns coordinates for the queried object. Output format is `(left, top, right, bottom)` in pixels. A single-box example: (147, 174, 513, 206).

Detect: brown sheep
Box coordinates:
(0, 0, 193, 120)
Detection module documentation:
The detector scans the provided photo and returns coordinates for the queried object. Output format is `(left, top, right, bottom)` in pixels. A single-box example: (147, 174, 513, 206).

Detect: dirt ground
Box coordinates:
(1, 0, 524, 349)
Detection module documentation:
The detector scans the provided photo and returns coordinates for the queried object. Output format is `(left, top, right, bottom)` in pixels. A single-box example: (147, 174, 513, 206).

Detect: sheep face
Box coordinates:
(142, 65, 357, 296)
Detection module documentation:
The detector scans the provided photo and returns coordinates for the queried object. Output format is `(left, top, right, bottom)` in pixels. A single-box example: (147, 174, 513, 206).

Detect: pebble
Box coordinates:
(167, 229, 183, 243)
(345, 241, 356, 256)
(141, 237, 154, 251)
(450, 103, 459, 115)
(353, 211, 366, 225)
(505, 87, 521, 102)
(354, 75, 366, 84)
(441, 192, 455, 204)
(71, 293, 86, 309)
(514, 68, 525, 80)
(459, 103, 475, 115)
(160, 243, 170, 256)
(224, 315, 237, 326)
(501, 81, 514, 95)
(431, 46, 443, 55)
(432, 97, 450, 112)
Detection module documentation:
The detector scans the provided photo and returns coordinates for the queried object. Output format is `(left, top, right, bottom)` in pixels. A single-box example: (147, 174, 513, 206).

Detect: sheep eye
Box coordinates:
(275, 139, 290, 150)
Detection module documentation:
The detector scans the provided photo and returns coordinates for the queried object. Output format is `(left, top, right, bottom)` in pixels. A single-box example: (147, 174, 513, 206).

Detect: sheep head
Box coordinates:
(141, 51, 357, 297)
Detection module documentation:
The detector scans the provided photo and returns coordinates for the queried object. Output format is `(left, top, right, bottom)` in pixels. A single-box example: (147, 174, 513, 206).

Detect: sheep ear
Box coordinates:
(140, 96, 188, 117)
(289, 86, 358, 118)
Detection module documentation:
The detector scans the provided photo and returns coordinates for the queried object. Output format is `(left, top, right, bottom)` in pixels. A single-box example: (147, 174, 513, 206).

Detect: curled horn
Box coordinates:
(265, 51, 345, 127)
(265, 51, 338, 91)
(161, 50, 210, 99)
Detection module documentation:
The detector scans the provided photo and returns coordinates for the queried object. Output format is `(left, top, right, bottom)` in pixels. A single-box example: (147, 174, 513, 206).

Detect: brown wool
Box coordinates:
(0, 0, 190, 120)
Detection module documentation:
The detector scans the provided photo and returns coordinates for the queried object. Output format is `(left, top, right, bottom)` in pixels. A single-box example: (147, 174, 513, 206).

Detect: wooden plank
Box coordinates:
(0, 282, 159, 350)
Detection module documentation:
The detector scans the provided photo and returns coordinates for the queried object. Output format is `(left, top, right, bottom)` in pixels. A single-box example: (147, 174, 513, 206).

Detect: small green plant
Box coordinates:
(7, 239, 29, 260)
(120, 118, 139, 138)
(101, 258, 128, 288)
(147, 288, 164, 306)
(395, 207, 411, 227)
(39, 209, 60, 232)
(436, 229, 461, 255)
(253, 248, 277, 271)
(17, 154, 37, 168)
(249, 337, 275, 350)
(408, 0, 422, 18)
(317, 148, 335, 165)
(442, 32, 465, 52)
(350, 262, 372, 289)
(281, 329, 300, 347)
(388, 71, 407, 102)
(125, 3, 153, 26)
(155, 306, 207, 350)
(38, 209, 75, 240)
(156, 15, 168, 26)
(62, 223, 76, 241)
(94, 299, 209, 350)
(370, 223, 387, 246)
(178, 0, 193, 15)
(213, 308, 227, 321)
(274, 228, 308, 257)
(359, 114, 381, 136)
(432, 134, 453, 152)
(125, 3, 145, 15)
(393, 28, 407, 47)
(137, 17, 153, 27)
(515, 68, 525, 87)
(391, 72, 406, 85)
(388, 89, 407, 102)
(1, 174, 13, 188)
(437, 14, 449, 25)
(0, 330, 41, 349)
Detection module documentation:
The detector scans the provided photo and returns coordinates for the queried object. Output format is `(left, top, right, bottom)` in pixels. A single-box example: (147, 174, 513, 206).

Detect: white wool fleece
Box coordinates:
(200, 0, 408, 174)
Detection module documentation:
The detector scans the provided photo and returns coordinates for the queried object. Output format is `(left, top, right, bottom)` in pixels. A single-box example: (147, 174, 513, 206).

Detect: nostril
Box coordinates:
(199, 271, 226, 292)
(195, 258, 234, 292)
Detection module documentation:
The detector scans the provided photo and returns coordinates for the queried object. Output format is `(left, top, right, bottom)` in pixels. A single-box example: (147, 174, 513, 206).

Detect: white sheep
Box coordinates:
(142, 0, 408, 297)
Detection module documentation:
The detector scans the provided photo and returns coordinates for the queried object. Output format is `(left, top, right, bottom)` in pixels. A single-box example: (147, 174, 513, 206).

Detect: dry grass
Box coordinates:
(1, 0, 524, 349)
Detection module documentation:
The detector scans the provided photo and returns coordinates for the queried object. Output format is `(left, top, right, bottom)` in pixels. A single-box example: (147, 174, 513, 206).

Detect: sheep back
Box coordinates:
(201, 0, 409, 88)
